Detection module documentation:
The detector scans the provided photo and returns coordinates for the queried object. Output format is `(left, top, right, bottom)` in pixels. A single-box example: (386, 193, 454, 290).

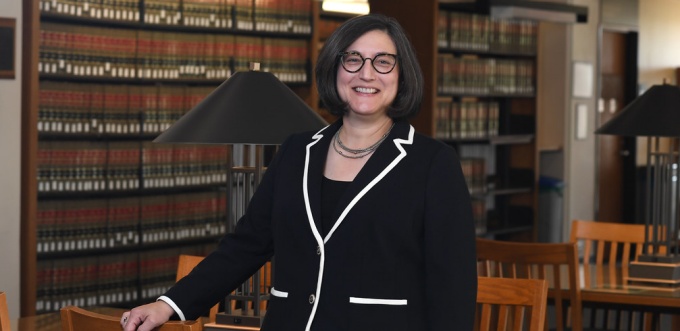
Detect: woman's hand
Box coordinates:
(121, 301, 175, 331)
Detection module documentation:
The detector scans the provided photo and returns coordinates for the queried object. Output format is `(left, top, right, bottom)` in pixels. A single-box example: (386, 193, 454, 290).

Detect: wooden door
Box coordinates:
(597, 30, 637, 223)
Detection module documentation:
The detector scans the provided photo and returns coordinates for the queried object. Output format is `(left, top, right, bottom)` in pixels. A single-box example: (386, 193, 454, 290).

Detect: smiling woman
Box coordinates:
(334, 30, 398, 123)
(315, 15, 423, 120)
(122, 14, 477, 331)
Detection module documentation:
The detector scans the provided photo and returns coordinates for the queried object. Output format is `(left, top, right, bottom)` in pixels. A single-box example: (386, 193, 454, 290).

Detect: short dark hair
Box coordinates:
(315, 14, 424, 120)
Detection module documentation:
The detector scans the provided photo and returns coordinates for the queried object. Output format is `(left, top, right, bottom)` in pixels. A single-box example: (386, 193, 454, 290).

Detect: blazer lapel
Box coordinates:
(323, 121, 415, 243)
(302, 121, 340, 242)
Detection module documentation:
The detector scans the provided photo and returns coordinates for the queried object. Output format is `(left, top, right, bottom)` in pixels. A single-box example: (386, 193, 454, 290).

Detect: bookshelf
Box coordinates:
(21, 0, 318, 316)
(307, 2, 352, 124)
(369, 0, 539, 240)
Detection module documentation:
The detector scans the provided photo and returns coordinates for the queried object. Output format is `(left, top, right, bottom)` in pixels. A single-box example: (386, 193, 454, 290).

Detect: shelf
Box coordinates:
(439, 47, 536, 58)
(36, 235, 223, 260)
(442, 134, 534, 145)
(24, 0, 323, 317)
(39, 132, 159, 141)
(38, 74, 227, 86)
(40, 12, 312, 39)
(38, 184, 225, 200)
(438, 92, 536, 98)
(489, 134, 533, 145)
(38, 74, 311, 87)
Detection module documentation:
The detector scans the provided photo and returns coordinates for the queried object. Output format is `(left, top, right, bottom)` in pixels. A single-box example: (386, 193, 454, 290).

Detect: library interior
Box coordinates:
(1, 0, 680, 330)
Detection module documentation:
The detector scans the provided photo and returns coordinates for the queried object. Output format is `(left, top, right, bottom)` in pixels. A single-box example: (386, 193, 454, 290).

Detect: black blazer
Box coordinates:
(164, 120, 477, 331)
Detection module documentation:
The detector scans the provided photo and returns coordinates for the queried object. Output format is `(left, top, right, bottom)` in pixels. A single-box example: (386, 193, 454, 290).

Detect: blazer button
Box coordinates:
(309, 294, 315, 304)
(316, 246, 321, 255)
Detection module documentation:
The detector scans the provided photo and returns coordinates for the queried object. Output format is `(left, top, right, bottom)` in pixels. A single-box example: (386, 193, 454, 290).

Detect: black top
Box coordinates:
(163, 119, 478, 331)
(320, 176, 351, 237)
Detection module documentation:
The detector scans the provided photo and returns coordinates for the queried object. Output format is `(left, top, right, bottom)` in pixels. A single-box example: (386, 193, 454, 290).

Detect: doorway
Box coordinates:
(597, 30, 638, 223)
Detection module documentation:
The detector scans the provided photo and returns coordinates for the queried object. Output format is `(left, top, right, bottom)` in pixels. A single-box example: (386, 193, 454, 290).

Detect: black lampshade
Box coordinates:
(595, 84, 680, 137)
(154, 70, 328, 145)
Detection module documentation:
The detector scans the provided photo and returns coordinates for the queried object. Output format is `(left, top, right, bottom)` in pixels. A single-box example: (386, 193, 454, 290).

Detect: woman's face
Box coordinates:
(336, 30, 399, 119)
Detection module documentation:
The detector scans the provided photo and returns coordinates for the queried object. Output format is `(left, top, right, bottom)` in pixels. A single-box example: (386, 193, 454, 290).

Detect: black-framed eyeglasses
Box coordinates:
(339, 51, 398, 74)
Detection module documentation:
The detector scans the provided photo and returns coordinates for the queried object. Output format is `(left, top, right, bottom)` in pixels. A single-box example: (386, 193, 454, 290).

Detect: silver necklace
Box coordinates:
(333, 123, 395, 159)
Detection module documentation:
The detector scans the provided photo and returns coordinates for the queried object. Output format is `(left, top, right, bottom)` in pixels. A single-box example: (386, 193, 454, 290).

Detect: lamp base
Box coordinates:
(637, 253, 680, 264)
(627, 258, 680, 288)
(215, 311, 265, 327)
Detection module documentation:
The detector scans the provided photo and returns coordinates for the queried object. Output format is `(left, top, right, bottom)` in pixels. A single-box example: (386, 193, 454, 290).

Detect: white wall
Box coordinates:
(636, 0, 680, 165)
(0, 0, 22, 320)
(639, 0, 680, 86)
(561, 0, 600, 239)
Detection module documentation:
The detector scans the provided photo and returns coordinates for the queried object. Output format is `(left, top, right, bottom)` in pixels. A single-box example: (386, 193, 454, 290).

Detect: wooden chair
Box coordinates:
(570, 219, 654, 287)
(476, 238, 582, 331)
(0, 292, 11, 331)
(176, 255, 271, 321)
(476, 277, 549, 331)
(570, 220, 659, 330)
(176, 255, 220, 322)
(60, 306, 202, 331)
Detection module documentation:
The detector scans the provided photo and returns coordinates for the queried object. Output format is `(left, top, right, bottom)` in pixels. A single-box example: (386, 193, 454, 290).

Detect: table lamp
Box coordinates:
(595, 83, 680, 286)
(154, 63, 327, 325)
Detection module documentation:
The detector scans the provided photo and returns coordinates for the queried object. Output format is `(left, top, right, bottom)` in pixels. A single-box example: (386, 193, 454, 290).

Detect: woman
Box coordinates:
(122, 14, 476, 331)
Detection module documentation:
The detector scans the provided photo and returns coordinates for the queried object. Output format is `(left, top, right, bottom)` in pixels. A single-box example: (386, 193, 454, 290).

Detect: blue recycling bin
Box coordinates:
(538, 176, 565, 243)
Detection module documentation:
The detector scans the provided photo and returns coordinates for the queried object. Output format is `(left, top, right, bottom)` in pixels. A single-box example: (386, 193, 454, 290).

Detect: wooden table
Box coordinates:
(579, 264, 680, 312)
(582, 282, 680, 312)
(573, 264, 680, 329)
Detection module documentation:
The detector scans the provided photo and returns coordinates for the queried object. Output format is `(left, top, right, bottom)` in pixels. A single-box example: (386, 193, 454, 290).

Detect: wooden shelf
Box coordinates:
(37, 236, 223, 260)
(41, 12, 312, 38)
(438, 47, 536, 58)
(370, 0, 539, 241)
(22, 0, 323, 317)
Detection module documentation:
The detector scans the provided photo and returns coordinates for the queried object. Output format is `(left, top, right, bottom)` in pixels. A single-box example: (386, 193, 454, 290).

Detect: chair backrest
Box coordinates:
(176, 255, 219, 322)
(60, 306, 202, 331)
(570, 219, 648, 287)
(177, 255, 272, 318)
(476, 277, 548, 331)
(476, 238, 582, 331)
(570, 220, 663, 330)
(0, 292, 11, 331)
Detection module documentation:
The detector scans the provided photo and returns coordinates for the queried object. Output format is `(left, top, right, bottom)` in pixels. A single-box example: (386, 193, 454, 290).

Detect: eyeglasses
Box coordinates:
(339, 51, 398, 74)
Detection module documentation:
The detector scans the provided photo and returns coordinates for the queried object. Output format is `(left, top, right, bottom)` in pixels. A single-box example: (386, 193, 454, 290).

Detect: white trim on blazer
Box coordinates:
(301, 124, 415, 331)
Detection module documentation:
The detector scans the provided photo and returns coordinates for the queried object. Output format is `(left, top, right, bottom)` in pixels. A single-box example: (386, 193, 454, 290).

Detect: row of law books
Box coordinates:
(37, 253, 139, 313)
(317, 18, 343, 40)
(458, 144, 494, 235)
(435, 99, 500, 140)
(39, 0, 313, 33)
(36, 244, 216, 313)
(37, 141, 229, 193)
(437, 11, 537, 54)
(39, 0, 140, 22)
(460, 158, 487, 196)
(471, 199, 487, 235)
(437, 54, 534, 96)
(37, 192, 227, 254)
(40, 22, 309, 82)
(39, 82, 215, 136)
